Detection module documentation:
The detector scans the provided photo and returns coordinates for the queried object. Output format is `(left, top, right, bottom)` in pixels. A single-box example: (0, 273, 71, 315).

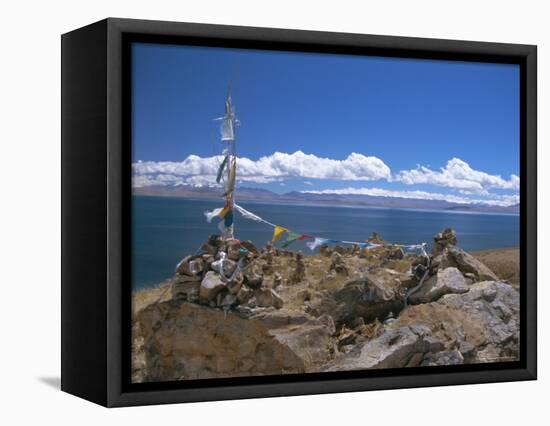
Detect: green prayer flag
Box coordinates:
(282, 231, 302, 248)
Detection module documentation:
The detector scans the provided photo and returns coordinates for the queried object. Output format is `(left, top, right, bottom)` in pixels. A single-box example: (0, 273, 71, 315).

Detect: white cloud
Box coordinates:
(394, 158, 519, 194)
(133, 151, 391, 187)
(133, 153, 519, 208)
(301, 187, 519, 207)
(132, 174, 185, 187)
(132, 173, 220, 188)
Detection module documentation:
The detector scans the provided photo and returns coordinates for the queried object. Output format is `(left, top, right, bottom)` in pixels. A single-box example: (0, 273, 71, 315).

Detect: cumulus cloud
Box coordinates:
(133, 151, 391, 187)
(301, 187, 519, 207)
(132, 152, 519, 208)
(132, 174, 187, 187)
(394, 158, 519, 195)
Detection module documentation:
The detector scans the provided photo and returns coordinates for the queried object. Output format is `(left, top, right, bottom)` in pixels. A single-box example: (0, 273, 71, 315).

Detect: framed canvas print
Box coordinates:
(61, 18, 537, 407)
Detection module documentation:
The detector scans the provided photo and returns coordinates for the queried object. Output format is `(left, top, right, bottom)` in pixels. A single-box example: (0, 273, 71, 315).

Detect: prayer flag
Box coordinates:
(204, 207, 224, 223)
(224, 209, 234, 227)
(218, 205, 231, 218)
(282, 232, 302, 248)
(306, 237, 329, 251)
(272, 225, 289, 242)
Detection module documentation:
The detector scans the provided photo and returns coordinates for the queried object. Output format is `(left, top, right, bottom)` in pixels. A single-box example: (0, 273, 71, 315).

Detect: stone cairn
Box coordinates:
(329, 251, 348, 275)
(432, 227, 458, 256)
(290, 251, 306, 284)
(171, 235, 283, 311)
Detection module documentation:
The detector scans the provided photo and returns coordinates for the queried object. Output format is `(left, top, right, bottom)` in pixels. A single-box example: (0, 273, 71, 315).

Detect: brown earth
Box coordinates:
(471, 247, 519, 288)
(132, 280, 172, 316)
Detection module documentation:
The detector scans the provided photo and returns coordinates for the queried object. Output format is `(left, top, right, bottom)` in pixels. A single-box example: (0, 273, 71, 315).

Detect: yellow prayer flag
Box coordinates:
(218, 205, 231, 218)
(272, 225, 289, 242)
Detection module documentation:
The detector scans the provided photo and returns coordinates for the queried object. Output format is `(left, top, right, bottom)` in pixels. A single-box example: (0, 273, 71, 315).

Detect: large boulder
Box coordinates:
(251, 309, 334, 366)
(433, 247, 498, 282)
(409, 267, 469, 304)
(326, 325, 443, 371)
(394, 280, 519, 363)
(448, 247, 498, 281)
(133, 302, 334, 382)
(333, 274, 404, 324)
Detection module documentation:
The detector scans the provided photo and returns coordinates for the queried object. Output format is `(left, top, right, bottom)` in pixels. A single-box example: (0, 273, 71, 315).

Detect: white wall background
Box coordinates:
(0, 0, 546, 424)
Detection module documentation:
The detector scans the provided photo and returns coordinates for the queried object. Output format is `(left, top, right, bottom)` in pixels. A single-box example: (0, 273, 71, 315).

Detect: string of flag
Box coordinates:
(205, 203, 427, 255)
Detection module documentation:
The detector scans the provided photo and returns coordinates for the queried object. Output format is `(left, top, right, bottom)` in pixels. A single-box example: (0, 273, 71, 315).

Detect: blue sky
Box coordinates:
(132, 42, 520, 206)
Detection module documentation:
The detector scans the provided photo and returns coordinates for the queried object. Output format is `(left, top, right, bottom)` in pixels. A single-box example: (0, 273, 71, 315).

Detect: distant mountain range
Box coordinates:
(133, 185, 520, 214)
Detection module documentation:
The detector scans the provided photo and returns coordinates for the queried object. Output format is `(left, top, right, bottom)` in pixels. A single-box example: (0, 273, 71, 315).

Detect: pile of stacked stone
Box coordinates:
(171, 235, 284, 311)
(329, 252, 348, 275)
(291, 251, 306, 284)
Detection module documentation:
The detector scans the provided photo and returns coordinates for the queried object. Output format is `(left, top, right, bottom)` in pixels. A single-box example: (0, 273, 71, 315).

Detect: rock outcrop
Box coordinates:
(132, 228, 520, 382)
(445, 247, 499, 281)
(333, 274, 405, 324)
(408, 267, 469, 304)
(327, 325, 444, 371)
(393, 280, 519, 363)
(133, 302, 333, 382)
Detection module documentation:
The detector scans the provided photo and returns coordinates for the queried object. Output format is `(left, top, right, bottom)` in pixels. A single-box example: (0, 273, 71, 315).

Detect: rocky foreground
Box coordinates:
(132, 229, 520, 383)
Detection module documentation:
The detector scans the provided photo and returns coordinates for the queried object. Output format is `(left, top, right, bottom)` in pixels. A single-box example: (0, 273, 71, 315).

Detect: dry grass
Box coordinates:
(382, 258, 412, 273)
(270, 251, 410, 311)
(470, 247, 520, 288)
(132, 280, 172, 316)
(131, 247, 517, 318)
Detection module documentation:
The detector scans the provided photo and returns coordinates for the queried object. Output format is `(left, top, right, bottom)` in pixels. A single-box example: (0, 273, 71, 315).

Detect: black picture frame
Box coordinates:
(61, 17, 537, 407)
